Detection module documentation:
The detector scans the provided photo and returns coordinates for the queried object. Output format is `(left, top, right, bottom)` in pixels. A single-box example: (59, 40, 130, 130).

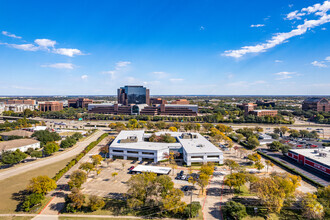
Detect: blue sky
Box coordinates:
(0, 0, 329, 96)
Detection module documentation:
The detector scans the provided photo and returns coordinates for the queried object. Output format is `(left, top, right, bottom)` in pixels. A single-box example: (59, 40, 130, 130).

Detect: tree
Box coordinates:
(265, 160, 274, 173)
(126, 172, 186, 213)
(30, 150, 43, 158)
(88, 195, 105, 211)
(202, 123, 213, 131)
(22, 193, 44, 212)
(183, 202, 201, 218)
(236, 133, 244, 143)
(188, 176, 197, 217)
(247, 153, 261, 164)
(224, 159, 239, 174)
(280, 126, 289, 136)
(68, 170, 87, 189)
(27, 175, 57, 195)
(268, 141, 283, 151)
(1, 149, 27, 165)
(91, 155, 103, 167)
(252, 173, 301, 213)
(254, 161, 264, 172)
(245, 174, 259, 191)
(168, 126, 178, 132)
(225, 173, 247, 193)
(301, 193, 324, 220)
(79, 162, 94, 175)
(198, 173, 209, 195)
(222, 201, 247, 220)
(32, 130, 61, 146)
(43, 142, 59, 156)
(200, 163, 214, 176)
(111, 172, 118, 179)
(316, 186, 330, 218)
(66, 187, 85, 212)
(247, 136, 259, 149)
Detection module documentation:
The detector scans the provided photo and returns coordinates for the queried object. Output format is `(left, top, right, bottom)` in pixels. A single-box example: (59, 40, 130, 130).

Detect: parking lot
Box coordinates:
(80, 159, 203, 203)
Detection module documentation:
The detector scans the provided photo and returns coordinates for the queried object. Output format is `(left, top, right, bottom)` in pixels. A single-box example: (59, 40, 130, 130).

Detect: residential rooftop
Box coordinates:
(0, 130, 33, 137)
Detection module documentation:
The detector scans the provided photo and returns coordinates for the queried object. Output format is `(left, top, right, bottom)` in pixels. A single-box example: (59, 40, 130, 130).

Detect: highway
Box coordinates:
(0, 130, 105, 181)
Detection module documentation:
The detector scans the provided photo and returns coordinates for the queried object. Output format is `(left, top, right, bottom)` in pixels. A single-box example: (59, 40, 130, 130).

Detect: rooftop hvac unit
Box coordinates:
(197, 144, 204, 148)
(314, 150, 318, 153)
(319, 152, 327, 157)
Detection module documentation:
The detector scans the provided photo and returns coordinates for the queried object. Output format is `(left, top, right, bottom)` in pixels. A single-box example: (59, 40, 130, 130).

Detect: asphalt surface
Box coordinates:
(0, 130, 105, 181)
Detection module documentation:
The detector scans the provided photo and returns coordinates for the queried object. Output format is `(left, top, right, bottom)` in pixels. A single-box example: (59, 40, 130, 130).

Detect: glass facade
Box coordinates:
(118, 86, 149, 105)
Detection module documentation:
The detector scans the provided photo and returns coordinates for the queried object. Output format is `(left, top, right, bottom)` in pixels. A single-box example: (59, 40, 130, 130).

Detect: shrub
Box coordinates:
(222, 201, 247, 220)
(22, 193, 44, 212)
(183, 201, 201, 218)
(88, 195, 105, 211)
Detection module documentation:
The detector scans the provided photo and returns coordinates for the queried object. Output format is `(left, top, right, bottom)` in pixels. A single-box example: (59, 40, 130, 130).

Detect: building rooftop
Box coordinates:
(111, 130, 222, 154)
(304, 98, 328, 103)
(132, 165, 171, 175)
(252, 110, 278, 112)
(0, 130, 33, 137)
(0, 139, 40, 151)
(289, 147, 330, 167)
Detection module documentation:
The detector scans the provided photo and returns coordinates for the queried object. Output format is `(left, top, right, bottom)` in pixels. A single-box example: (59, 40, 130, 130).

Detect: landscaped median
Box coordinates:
(53, 132, 109, 181)
(257, 151, 324, 188)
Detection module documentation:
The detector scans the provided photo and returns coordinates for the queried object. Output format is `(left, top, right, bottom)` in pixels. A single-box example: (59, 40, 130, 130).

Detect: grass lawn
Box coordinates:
(234, 185, 255, 197)
(243, 213, 279, 220)
(0, 156, 74, 214)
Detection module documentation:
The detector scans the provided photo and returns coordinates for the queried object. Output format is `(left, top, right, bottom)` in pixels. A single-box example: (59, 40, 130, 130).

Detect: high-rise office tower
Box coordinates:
(117, 85, 150, 105)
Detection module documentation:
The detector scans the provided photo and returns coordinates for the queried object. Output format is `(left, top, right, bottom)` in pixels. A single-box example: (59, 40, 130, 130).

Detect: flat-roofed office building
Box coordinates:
(109, 130, 223, 166)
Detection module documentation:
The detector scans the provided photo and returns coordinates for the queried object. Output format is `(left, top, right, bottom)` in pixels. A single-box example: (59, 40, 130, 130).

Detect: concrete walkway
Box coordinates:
(0, 130, 104, 181)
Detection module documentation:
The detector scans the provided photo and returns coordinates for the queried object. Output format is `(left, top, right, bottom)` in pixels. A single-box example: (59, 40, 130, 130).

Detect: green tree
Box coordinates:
(222, 201, 247, 220)
(66, 187, 85, 212)
(79, 162, 95, 175)
(225, 173, 247, 193)
(247, 136, 259, 149)
(30, 150, 43, 158)
(1, 149, 27, 165)
(22, 193, 44, 212)
(91, 155, 103, 167)
(43, 142, 59, 156)
(301, 193, 324, 220)
(27, 175, 57, 195)
(88, 195, 105, 211)
(198, 173, 209, 195)
(265, 160, 274, 173)
(316, 186, 330, 218)
(255, 161, 265, 172)
(68, 170, 87, 189)
(224, 159, 239, 174)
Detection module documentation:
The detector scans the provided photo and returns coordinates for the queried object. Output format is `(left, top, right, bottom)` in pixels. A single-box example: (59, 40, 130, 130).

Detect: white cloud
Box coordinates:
(170, 78, 184, 82)
(34, 39, 56, 48)
(102, 61, 131, 79)
(116, 61, 131, 67)
(81, 75, 88, 80)
(200, 26, 205, 30)
(41, 63, 75, 69)
(274, 71, 296, 80)
(226, 80, 267, 87)
(126, 77, 137, 83)
(325, 56, 330, 61)
(311, 60, 327, 67)
(4, 43, 39, 51)
(275, 60, 283, 63)
(223, 1, 330, 58)
(321, 27, 327, 30)
(289, 4, 294, 8)
(250, 24, 265, 27)
(153, 71, 168, 78)
(286, 10, 306, 20)
(2, 31, 22, 39)
(52, 48, 83, 57)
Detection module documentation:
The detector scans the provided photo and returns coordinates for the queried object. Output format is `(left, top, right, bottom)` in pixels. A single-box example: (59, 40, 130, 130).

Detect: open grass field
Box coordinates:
(0, 156, 75, 214)
(0, 217, 33, 220)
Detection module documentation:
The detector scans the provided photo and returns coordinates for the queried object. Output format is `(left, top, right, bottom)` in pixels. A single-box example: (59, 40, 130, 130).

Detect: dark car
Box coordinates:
(128, 166, 135, 171)
(179, 170, 184, 176)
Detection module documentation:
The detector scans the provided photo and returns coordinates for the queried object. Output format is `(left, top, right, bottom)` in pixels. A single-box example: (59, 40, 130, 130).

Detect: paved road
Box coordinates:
(0, 130, 104, 181)
(39, 134, 109, 215)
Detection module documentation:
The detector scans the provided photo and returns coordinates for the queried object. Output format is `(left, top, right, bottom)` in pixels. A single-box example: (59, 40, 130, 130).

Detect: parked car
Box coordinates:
(179, 170, 184, 176)
(128, 166, 135, 171)
(181, 175, 187, 180)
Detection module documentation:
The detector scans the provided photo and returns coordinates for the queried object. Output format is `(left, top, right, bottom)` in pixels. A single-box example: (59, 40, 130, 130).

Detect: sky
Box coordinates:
(0, 0, 329, 96)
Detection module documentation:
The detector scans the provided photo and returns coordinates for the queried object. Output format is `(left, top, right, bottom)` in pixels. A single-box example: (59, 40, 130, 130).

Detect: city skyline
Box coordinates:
(0, 0, 330, 95)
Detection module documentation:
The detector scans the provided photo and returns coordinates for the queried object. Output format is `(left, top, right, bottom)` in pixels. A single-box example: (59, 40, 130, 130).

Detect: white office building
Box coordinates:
(109, 130, 223, 166)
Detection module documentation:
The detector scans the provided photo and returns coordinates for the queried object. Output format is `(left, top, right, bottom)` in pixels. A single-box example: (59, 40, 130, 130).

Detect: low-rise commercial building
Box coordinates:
(68, 98, 93, 108)
(39, 101, 63, 112)
(0, 103, 37, 113)
(0, 139, 40, 154)
(302, 97, 330, 112)
(0, 130, 33, 141)
(251, 110, 278, 117)
(287, 147, 330, 176)
(109, 130, 223, 166)
(6, 99, 36, 105)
